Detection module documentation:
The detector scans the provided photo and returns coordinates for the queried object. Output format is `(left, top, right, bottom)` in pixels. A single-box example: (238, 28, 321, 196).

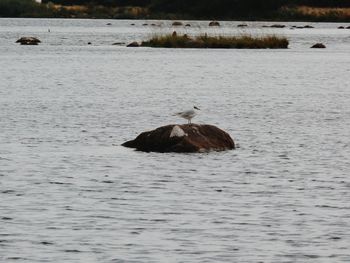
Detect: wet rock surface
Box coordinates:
(122, 124, 235, 153)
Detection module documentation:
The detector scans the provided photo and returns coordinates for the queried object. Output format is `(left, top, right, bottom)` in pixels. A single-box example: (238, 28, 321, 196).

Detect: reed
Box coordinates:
(141, 33, 289, 49)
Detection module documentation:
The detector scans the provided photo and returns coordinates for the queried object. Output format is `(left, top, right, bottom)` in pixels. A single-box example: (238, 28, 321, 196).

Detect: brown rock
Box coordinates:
(122, 124, 235, 153)
(311, 43, 326, 48)
(209, 21, 220, 26)
(16, 37, 41, 45)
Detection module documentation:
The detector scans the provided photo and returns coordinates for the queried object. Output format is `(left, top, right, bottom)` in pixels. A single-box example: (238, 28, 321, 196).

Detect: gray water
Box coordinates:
(1, 18, 350, 262)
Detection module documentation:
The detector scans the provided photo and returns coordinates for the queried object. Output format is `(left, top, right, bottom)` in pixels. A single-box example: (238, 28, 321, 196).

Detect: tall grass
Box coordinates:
(141, 33, 289, 49)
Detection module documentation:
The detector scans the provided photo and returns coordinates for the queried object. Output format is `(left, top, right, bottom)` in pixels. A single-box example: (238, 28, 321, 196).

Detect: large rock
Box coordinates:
(16, 37, 41, 45)
(122, 124, 235, 153)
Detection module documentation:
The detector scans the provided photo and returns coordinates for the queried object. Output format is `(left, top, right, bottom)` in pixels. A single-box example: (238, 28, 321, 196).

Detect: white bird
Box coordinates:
(174, 106, 200, 124)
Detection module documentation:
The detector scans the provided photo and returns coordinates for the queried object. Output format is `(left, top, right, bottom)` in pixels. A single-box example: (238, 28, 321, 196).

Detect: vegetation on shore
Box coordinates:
(278, 6, 350, 22)
(0, 0, 350, 21)
(140, 33, 289, 49)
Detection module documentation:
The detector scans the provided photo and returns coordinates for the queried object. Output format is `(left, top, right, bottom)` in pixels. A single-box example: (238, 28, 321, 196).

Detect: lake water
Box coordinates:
(0, 18, 350, 262)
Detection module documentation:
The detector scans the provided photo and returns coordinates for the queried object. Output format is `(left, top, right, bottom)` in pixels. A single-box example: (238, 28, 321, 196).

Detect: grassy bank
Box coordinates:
(140, 34, 289, 49)
(278, 6, 350, 22)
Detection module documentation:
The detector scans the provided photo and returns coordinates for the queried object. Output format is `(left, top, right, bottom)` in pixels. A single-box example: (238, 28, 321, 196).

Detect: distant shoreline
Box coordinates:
(1, 3, 350, 22)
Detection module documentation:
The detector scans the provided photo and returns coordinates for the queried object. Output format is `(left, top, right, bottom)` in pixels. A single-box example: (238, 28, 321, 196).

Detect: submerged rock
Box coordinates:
(16, 37, 41, 45)
(311, 43, 326, 48)
(112, 42, 125, 45)
(172, 21, 183, 26)
(122, 124, 235, 153)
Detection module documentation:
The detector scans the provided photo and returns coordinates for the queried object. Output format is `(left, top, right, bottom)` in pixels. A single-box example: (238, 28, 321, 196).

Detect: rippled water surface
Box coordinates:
(1, 18, 350, 262)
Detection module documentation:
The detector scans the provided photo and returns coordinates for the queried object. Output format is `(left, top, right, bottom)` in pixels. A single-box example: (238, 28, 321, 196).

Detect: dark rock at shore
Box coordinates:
(16, 37, 41, 45)
(209, 21, 220, 26)
(338, 26, 345, 29)
(237, 24, 248, 27)
(311, 43, 326, 48)
(294, 25, 314, 29)
(122, 124, 235, 153)
(185, 24, 191, 27)
(127, 41, 140, 47)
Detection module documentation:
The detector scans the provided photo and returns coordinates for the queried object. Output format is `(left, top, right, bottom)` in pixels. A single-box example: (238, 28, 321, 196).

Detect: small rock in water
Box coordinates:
(112, 42, 125, 45)
(172, 21, 183, 26)
(209, 21, 220, 27)
(16, 37, 41, 45)
(311, 43, 326, 48)
(270, 24, 285, 28)
(122, 124, 235, 153)
(127, 41, 139, 47)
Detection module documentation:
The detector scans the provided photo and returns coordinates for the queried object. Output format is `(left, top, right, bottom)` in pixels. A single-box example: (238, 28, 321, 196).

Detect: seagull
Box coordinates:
(174, 106, 200, 124)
